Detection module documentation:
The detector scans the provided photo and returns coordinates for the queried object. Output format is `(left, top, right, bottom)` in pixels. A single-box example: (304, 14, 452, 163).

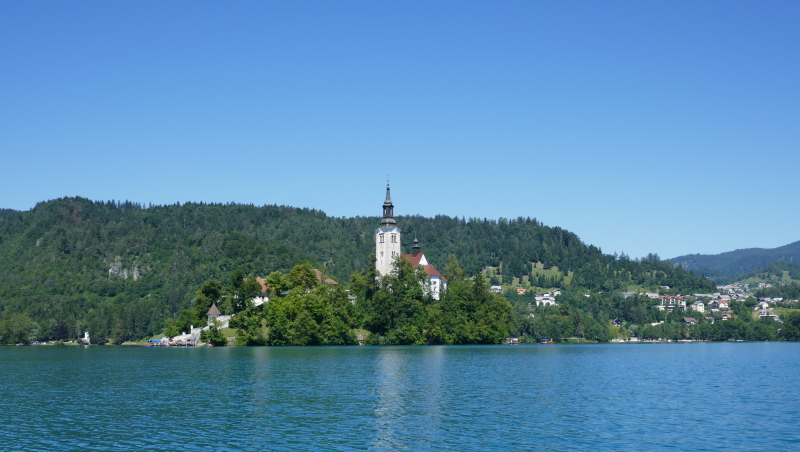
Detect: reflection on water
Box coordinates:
(1, 344, 799, 451)
(373, 348, 407, 449)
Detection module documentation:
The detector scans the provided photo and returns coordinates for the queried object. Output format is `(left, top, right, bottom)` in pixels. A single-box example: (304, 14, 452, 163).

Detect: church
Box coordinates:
(375, 183, 447, 299)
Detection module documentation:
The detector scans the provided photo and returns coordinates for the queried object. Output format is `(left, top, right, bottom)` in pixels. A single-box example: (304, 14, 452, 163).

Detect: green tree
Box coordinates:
(0, 313, 36, 344)
(194, 280, 223, 319)
(201, 319, 226, 346)
(266, 271, 289, 294)
(287, 263, 319, 291)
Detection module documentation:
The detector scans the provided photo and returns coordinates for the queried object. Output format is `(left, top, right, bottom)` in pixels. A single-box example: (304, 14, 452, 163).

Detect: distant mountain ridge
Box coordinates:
(670, 240, 800, 282)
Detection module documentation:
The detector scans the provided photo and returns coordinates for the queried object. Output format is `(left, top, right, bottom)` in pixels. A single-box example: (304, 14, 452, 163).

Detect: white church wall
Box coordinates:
(375, 226, 401, 276)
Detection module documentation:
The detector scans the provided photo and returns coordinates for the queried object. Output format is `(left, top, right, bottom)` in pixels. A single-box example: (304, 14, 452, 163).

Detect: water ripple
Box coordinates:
(1, 343, 798, 450)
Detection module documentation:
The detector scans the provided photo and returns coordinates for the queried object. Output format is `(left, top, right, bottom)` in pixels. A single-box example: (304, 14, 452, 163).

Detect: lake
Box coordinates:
(1, 343, 798, 451)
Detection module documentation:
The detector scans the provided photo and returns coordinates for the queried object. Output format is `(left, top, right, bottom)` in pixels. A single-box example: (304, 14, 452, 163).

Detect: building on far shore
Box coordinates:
(207, 304, 221, 322)
(374, 183, 447, 299)
(402, 237, 447, 300)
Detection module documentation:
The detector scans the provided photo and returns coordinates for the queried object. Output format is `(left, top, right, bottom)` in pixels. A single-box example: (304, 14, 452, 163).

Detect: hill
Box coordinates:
(670, 241, 800, 283)
(735, 261, 800, 286)
(0, 197, 714, 344)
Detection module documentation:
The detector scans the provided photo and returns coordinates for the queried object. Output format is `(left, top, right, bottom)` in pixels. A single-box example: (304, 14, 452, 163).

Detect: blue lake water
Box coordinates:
(1, 343, 799, 451)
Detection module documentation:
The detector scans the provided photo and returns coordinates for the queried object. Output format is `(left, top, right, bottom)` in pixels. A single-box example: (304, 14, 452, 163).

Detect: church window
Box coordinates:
(379, 234, 384, 243)
(391, 234, 397, 243)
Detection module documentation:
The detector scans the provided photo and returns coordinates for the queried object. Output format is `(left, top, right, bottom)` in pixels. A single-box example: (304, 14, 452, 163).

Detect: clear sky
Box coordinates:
(1, 1, 798, 259)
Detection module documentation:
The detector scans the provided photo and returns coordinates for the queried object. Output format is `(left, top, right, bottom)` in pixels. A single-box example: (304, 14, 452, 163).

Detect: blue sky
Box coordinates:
(1, 1, 798, 259)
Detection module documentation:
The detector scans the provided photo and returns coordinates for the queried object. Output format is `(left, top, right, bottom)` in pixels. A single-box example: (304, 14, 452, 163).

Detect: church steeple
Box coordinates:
(412, 235, 420, 257)
(375, 182, 401, 277)
(380, 183, 396, 226)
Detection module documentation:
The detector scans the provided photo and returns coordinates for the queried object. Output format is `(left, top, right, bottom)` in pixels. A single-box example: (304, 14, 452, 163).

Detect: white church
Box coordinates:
(374, 183, 447, 299)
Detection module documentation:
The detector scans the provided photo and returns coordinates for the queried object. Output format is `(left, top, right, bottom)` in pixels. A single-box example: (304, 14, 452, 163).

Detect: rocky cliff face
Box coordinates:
(108, 256, 142, 280)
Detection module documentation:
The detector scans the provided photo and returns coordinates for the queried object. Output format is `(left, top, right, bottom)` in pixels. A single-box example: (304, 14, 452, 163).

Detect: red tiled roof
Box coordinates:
(402, 253, 424, 266)
(207, 304, 221, 316)
(423, 265, 446, 280)
(401, 253, 447, 281)
(255, 278, 269, 292)
(313, 269, 338, 285)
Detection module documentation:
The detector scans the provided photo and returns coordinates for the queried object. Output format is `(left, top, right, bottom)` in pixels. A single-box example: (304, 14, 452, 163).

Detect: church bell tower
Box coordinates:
(375, 182, 401, 276)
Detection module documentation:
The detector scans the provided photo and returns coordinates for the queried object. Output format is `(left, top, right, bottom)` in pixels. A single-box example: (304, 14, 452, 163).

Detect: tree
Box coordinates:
(234, 276, 262, 313)
(201, 319, 226, 346)
(194, 280, 223, 319)
(0, 313, 36, 345)
(230, 306, 267, 346)
(266, 271, 289, 294)
(287, 263, 319, 291)
(162, 318, 180, 339)
(780, 311, 800, 341)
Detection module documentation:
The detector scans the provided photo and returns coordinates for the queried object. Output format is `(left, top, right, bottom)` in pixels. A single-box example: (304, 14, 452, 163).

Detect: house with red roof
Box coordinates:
(313, 269, 338, 286)
(402, 237, 447, 300)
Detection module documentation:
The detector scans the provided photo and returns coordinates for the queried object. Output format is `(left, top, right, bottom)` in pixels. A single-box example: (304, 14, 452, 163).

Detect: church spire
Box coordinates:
(380, 182, 396, 226)
(412, 234, 420, 257)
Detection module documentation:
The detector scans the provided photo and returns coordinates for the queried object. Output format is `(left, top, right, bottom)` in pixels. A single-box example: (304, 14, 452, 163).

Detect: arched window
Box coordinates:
(379, 234, 384, 243)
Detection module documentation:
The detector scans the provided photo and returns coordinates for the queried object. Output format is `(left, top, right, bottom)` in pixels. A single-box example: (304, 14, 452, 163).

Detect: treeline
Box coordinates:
(0, 197, 713, 344)
(671, 241, 800, 283)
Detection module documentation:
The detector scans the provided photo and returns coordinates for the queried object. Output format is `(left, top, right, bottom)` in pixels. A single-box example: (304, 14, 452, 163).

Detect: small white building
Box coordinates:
(535, 294, 557, 306)
(657, 296, 686, 311)
(689, 301, 705, 313)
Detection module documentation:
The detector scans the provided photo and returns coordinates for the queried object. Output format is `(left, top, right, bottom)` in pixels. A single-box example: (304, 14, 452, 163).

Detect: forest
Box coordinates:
(3, 196, 788, 345)
(670, 241, 800, 283)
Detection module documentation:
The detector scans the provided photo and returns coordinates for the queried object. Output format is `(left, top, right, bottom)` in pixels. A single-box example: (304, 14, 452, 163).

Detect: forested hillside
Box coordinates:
(735, 261, 800, 285)
(0, 197, 715, 344)
(670, 241, 800, 282)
